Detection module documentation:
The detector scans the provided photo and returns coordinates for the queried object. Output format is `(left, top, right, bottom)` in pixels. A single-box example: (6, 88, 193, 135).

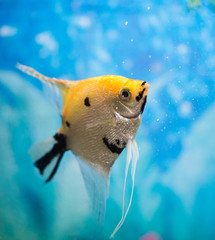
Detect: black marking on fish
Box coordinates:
(84, 97, 90, 107)
(136, 88, 145, 102)
(115, 139, 120, 145)
(140, 96, 147, 114)
(141, 81, 146, 86)
(123, 141, 126, 147)
(45, 152, 64, 183)
(34, 133, 66, 182)
(66, 121, 70, 127)
(103, 137, 125, 154)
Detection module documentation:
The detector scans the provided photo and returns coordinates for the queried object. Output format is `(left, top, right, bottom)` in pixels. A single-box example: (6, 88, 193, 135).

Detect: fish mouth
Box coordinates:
(114, 103, 141, 120)
(115, 110, 141, 120)
(114, 96, 147, 119)
(119, 112, 141, 119)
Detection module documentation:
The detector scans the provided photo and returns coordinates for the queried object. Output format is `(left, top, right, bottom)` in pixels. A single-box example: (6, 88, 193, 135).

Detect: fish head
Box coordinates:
(112, 77, 150, 119)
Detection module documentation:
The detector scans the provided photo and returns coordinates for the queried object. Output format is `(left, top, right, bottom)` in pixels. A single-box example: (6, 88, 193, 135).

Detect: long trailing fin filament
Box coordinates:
(110, 138, 139, 239)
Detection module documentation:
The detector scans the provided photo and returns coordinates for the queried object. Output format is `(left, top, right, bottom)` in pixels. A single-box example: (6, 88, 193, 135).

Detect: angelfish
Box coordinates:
(17, 63, 149, 237)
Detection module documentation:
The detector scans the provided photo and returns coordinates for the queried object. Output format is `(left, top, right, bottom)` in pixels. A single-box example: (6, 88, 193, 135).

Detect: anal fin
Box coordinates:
(77, 158, 110, 225)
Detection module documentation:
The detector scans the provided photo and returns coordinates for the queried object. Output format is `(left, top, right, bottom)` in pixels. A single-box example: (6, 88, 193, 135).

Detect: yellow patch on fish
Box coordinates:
(17, 63, 149, 237)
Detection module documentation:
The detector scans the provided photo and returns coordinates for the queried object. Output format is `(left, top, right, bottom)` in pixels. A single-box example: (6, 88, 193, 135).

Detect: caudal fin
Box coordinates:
(29, 133, 66, 183)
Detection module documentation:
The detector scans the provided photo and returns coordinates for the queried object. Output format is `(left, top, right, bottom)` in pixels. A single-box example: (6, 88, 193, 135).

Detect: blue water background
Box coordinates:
(0, 1, 215, 239)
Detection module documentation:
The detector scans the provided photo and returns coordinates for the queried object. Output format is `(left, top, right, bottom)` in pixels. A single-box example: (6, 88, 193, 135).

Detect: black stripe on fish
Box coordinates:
(34, 133, 66, 182)
(140, 96, 147, 114)
(136, 88, 145, 102)
(45, 152, 64, 183)
(66, 121, 70, 127)
(84, 97, 90, 107)
(141, 81, 146, 86)
(103, 137, 125, 154)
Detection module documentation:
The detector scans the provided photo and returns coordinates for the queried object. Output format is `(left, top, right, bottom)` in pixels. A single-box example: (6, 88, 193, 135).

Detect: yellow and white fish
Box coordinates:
(17, 63, 149, 237)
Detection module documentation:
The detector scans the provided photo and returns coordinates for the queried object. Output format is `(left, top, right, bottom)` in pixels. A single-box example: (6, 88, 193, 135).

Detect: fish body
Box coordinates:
(59, 75, 148, 174)
(17, 63, 149, 236)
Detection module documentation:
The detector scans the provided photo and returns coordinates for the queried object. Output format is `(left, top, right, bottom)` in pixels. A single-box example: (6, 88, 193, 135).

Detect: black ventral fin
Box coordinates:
(29, 133, 67, 183)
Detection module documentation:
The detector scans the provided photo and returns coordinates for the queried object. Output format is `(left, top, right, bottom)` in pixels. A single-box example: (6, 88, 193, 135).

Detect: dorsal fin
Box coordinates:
(16, 63, 75, 114)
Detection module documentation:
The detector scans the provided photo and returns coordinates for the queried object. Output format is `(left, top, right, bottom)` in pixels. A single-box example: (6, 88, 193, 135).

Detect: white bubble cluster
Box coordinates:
(0, 25, 17, 37)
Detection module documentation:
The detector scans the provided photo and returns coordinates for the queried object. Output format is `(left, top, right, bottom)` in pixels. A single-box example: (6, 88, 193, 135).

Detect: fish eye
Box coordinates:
(119, 88, 131, 101)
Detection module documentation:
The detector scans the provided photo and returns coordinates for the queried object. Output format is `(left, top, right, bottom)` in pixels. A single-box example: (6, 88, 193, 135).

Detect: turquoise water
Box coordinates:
(1, 1, 215, 239)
